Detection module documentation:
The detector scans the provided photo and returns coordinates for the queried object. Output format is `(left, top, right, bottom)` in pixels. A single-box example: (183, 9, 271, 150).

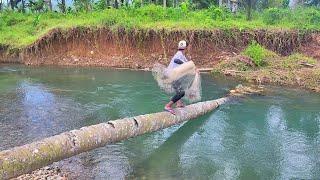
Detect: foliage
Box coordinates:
(28, 0, 48, 13)
(263, 8, 285, 25)
(93, 0, 107, 10)
(243, 41, 273, 66)
(0, 6, 320, 48)
(74, 0, 92, 12)
(208, 6, 230, 20)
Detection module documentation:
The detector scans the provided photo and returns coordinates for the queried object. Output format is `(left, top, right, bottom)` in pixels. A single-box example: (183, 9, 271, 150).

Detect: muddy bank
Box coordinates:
(0, 28, 318, 68)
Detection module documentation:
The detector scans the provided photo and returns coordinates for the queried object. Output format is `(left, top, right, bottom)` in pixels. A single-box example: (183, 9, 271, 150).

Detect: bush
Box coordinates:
(1, 12, 26, 26)
(308, 9, 320, 24)
(208, 6, 230, 20)
(135, 5, 166, 21)
(93, 0, 107, 11)
(243, 42, 271, 67)
(100, 11, 119, 26)
(263, 8, 285, 25)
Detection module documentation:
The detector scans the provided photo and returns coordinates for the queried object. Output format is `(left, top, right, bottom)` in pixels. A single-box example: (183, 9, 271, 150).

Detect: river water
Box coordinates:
(0, 65, 319, 179)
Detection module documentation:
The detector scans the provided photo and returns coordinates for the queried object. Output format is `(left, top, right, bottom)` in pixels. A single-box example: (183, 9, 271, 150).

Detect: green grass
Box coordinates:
(0, 5, 320, 48)
(282, 53, 317, 69)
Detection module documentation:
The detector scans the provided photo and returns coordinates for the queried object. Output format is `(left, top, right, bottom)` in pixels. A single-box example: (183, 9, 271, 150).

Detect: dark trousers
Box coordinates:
(171, 90, 185, 103)
(171, 79, 185, 103)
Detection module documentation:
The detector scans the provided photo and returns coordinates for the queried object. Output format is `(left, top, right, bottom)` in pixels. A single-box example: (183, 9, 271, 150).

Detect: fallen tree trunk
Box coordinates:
(0, 86, 259, 179)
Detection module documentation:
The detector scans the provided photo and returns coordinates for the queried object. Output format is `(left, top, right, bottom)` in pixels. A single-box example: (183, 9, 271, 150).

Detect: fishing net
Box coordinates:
(152, 62, 202, 103)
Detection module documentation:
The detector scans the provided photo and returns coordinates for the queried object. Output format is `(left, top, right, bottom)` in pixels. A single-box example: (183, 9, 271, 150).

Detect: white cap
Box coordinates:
(178, 40, 187, 50)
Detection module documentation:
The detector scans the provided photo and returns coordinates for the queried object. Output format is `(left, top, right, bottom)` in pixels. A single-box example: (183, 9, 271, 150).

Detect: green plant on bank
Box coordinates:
(242, 41, 274, 66)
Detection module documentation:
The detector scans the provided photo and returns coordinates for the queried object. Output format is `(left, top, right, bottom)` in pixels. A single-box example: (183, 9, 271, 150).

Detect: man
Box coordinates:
(164, 40, 190, 115)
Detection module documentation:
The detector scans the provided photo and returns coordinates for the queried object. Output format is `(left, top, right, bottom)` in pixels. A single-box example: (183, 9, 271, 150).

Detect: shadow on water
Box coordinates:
(127, 114, 211, 179)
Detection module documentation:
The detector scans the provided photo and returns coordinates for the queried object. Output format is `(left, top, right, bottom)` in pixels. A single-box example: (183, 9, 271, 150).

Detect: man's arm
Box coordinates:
(174, 59, 184, 64)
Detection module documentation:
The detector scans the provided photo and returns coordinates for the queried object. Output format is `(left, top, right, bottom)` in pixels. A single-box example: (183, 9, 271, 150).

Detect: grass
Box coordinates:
(212, 49, 319, 92)
(0, 6, 320, 48)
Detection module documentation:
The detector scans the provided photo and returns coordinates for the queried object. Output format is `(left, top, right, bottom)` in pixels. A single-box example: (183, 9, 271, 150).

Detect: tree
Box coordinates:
(241, 0, 257, 20)
(58, 0, 66, 13)
(44, 0, 52, 10)
(0, 0, 3, 10)
(114, 0, 119, 8)
(289, 0, 300, 8)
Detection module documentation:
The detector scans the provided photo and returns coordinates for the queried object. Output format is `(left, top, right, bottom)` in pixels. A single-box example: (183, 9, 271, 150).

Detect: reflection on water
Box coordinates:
(0, 65, 319, 179)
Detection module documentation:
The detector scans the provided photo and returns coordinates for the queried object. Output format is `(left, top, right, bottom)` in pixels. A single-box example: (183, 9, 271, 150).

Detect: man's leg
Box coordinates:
(164, 91, 185, 110)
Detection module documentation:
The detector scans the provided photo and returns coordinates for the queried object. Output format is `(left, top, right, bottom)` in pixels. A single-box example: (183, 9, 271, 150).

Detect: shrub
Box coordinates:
(93, 0, 107, 11)
(135, 5, 166, 21)
(208, 6, 230, 20)
(243, 41, 271, 67)
(308, 9, 320, 24)
(33, 15, 41, 26)
(263, 8, 284, 25)
(1, 12, 26, 26)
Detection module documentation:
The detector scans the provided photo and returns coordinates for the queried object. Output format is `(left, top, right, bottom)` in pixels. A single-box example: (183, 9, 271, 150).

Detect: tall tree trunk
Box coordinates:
(0, 0, 2, 11)
(61, 0, 66, 13)
(246, 0, 252, 20)
(21, 0, 25, 12)
(114, 0, 118, 8)
(44, 0, 52, 10)
(9, 0, 14, 9)
(289, 0, 299, 9)
(0, 95, 238, 179)
(163, 0, 166, 7)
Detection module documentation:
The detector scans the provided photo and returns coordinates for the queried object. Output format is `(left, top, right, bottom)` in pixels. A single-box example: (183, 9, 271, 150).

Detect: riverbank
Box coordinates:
(2, 27, 320, 93)
(1, 7, 320, 48)
(212, 52, 320, 93)
(1, 15, 320, 94)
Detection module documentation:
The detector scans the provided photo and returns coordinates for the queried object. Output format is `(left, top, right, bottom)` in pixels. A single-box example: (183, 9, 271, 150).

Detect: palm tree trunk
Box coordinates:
(289, 0, 299, 9)
(0, 85, 263, 179)
(61, 0, 66, 13)
(246, 0, 252, 20)
(21, 0, 25, 12)
(9, 0, 14, 9)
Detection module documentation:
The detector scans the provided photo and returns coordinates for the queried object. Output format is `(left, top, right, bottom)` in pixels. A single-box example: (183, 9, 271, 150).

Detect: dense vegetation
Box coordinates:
(0, 0, 319, 48)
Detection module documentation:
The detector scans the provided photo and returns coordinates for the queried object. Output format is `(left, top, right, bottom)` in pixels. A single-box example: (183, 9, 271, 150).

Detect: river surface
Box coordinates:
(0, 65, 319, 179)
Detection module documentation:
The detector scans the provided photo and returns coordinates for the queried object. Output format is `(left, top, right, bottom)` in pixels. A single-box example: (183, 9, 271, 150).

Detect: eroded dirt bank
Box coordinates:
(0, 28, 319, 68)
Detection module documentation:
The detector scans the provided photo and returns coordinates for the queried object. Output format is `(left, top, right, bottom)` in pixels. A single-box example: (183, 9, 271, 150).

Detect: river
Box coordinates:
(0, 65, 319, 179)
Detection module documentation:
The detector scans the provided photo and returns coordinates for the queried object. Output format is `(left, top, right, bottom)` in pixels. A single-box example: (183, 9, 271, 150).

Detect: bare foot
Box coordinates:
(164, 106, 175, 115)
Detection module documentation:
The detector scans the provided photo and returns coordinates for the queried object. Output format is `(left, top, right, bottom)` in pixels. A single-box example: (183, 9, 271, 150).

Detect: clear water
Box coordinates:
(0, 65, 319, 179)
